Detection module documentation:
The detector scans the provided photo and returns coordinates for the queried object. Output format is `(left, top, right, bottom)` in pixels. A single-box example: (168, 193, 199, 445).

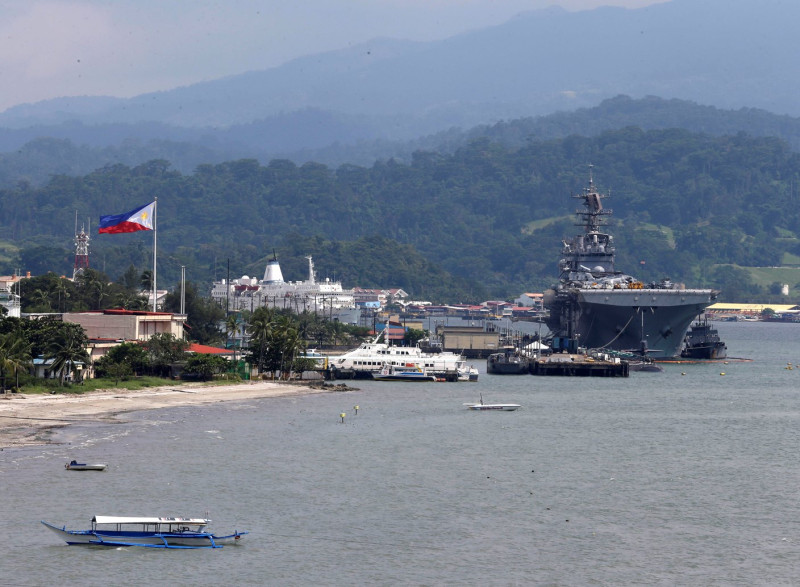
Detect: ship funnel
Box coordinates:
(263, 254, 285, 284)
(306, 256, 316, 285)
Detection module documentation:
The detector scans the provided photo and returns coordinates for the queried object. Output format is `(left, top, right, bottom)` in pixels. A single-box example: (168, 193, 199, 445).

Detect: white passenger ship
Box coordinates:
(210, 254, 356, 318)
(330, 330, 468, 380)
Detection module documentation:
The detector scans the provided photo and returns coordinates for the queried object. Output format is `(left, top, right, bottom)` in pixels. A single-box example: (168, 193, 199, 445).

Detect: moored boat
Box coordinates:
(458, 365, 480, 381)
(371, 363, 437, 382)
(41, 516, 247, 549)
(681, 316, 728, 359)
(487, 348, 530, 375)
(330, 329, 466, 380)
(65, 460, 107, 471)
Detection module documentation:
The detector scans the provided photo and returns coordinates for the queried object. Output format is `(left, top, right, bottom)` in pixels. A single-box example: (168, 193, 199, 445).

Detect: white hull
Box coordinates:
(467, 404, 521, 411)
(331, 340, 466, 375)
(42, 520, 246, 548)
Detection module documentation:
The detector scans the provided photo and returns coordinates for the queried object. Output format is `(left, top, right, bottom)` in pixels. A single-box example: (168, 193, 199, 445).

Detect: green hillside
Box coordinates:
(2, 127, 800, 303)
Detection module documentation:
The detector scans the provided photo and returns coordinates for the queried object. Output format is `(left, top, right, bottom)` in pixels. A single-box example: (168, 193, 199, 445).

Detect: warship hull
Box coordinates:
(542, 168, 718, 358)
(546, 288, 716, 358)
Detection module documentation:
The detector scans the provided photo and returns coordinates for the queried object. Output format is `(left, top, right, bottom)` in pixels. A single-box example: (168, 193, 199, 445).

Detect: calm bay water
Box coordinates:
(2, 321, 800, 585)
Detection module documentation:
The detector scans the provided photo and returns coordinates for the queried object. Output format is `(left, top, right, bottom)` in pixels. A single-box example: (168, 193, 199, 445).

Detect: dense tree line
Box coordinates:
(0, 316, 89, 390)
(2, 126, 800, 303)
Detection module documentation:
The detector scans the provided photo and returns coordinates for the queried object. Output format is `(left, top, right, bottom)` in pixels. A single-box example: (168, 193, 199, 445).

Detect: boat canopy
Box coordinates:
(91, 516, 209, 526)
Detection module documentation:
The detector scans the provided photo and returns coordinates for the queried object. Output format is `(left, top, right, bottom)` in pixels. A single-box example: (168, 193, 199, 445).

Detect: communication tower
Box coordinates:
(73, 214, 90, 280)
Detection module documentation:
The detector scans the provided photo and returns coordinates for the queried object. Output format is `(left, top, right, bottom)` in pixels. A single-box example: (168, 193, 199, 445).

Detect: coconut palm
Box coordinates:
(31, 288, 52, 311)
(113, 291, 148, 310)
(45, 325, 90, 386)
(0, 331, 32, 392)
(140, 270, 154, 293)
(91, 280, 110, 310)
(281, 326, 306, 380)
(246, 307, 275, 374)
(272, 315, 304, 379)
(55, 279, 71, 313)
(225, 313, 239, 352)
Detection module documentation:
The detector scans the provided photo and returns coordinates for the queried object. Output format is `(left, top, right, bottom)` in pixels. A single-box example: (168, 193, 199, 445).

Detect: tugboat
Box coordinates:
(487, 347, 530, 375)
(543, 167, 718, 358)
(680, 315, 727, 359)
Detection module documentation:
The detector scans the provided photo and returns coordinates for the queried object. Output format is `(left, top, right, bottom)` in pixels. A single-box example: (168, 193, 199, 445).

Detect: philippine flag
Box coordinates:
(98, 201, 155, 234)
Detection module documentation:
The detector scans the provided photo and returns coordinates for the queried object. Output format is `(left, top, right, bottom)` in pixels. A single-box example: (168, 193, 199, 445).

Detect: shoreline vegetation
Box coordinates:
(0, 379, 355, 449)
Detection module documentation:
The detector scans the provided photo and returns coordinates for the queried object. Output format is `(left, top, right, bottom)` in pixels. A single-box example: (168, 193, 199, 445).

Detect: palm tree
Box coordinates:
(0, 331, 32, 392)
(225, 313, 239, 351)
(246, 307, 275, 373)
(91, 280, 109, 310)
(282, 327, 305, 379)
(113, 291, 147, 311)
(140, 270, 154, 293)
(55, 279, 71, 313)
(31, 288, 52, 311)
(273, 315, 304, 379)
(45, 327, 90, 386)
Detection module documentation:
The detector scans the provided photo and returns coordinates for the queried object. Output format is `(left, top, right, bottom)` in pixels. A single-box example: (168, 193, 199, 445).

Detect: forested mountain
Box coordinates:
(1, 0, 799, 158)
(6, 96, 800, 189)
(2, 127, 799, 303)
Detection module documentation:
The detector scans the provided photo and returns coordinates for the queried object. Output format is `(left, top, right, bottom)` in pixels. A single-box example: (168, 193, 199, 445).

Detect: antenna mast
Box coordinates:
(73, 212, 90, 280)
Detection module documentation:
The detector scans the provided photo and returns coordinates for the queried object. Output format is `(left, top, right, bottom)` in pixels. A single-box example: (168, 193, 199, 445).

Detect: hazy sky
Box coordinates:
(0, 0, 666, 112)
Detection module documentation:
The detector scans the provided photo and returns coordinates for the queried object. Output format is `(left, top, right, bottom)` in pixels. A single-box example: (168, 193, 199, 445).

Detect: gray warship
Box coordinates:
(543, 169, 718, 358)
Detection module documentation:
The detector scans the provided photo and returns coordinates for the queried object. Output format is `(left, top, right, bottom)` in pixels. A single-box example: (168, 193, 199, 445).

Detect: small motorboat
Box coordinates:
(371, 363, 437, 382)
(465, 395, 520, 411)
(42, 516, 248, 549)
(467, 403, 521, 411)
(457, 365, 480, 382)
(65, 460, 107, 471)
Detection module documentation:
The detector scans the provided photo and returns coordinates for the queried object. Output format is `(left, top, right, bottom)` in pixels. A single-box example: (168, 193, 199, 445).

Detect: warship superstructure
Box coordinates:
(543, 169, 717, 358)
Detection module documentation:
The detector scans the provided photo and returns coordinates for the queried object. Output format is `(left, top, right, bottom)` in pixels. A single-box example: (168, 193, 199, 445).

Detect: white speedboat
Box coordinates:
(42, 516, 247, 549)
(65, 460, 107, 471)
(465, 395, 520, 411)
(467, 403, 521, 411)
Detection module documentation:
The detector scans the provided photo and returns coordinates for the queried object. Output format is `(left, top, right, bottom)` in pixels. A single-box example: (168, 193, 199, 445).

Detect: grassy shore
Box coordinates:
(17, 375, 243, 395)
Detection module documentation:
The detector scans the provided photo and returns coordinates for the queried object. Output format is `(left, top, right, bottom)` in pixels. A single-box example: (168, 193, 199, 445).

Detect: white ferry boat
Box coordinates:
(330, 331, 467, 380)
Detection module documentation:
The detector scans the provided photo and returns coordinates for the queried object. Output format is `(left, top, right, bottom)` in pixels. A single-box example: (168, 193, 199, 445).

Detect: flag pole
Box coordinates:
(152, 198, 158, 312)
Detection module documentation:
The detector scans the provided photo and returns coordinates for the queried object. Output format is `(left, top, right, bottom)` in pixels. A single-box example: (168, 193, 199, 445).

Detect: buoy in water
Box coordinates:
(720, 372, 726, 376)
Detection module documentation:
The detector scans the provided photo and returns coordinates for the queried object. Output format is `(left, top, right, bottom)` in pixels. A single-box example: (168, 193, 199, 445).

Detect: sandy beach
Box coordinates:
(0, 380, 339, 449)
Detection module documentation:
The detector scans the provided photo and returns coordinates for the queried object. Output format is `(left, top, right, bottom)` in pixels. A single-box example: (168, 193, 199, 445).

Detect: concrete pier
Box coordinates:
(530, 354, 629, 377)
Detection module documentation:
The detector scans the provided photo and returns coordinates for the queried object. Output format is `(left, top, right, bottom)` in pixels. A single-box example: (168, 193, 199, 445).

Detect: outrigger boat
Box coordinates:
(41, 516, 247, 549)
(65, 460, 107, 471)
(465, 395, 521, 411)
